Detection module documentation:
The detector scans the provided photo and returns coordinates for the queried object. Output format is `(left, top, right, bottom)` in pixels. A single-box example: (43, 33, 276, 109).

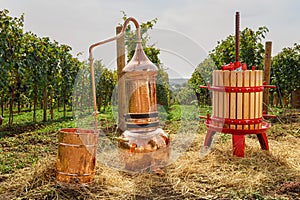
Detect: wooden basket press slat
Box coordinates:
(250, 71, 256, 130)
(257, 70, 263, 129)
(230, 71, 237, 129)
(212, 71, 218, 127)
(218, 71, 224, 127)
(243, 71, 250, 130)
(224, 71, 230, 128)
(237, 72, 243, 130)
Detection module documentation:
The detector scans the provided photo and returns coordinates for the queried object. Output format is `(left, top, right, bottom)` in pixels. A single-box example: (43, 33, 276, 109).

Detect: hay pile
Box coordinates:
(1, 128, 299, 200)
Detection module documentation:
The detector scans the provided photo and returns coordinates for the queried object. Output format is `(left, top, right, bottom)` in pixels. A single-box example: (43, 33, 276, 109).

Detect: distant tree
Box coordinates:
(0, 9, 82, 124)
(271, 43, 300, 107)
(93, 60, 117, 113)
(189, 57, 215, 106)
(22, 32, 44, 122)
(58, 44, 81, 118)
(176, 86, 195, 105)
(0, 9, 24, 125)
(210, 26, 269, 69)
(190, 26, 268, 107)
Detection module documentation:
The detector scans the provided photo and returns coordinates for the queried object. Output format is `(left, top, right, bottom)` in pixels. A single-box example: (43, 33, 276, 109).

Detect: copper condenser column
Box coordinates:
(118, 40, 170, 172)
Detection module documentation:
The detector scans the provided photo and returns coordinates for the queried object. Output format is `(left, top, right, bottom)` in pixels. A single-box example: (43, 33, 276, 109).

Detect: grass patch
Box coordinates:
(0, 107, 299, 199)
(0, 108, 75, 175)
(1, 128, 299, 199)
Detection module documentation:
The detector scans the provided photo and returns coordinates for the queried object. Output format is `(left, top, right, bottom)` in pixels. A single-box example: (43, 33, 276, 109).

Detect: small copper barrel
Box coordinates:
(56, 128, 97, 184)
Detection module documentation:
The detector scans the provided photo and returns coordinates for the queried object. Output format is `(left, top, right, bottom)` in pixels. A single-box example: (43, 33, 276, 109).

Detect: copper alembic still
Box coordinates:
(88, 17, 170, 172)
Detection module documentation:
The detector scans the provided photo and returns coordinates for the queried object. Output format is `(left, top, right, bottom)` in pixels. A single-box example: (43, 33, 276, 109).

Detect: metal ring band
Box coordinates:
(124, 112, 158, 119)
(126, 122, 159, 128)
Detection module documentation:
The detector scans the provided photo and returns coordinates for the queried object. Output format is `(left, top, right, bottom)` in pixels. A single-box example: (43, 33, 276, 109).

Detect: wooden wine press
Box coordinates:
(200, 12, 276, 157)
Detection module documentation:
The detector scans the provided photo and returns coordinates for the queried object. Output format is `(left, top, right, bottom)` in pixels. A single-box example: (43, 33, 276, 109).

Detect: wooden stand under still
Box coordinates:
(200, 67, 275, 157)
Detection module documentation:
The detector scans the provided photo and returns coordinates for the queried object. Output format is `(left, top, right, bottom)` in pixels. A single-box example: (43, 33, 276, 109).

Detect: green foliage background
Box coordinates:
(0, 9, 82, 125)
(271, 43, 300, 95)
(209, 26, 269, 69)
(1, 7, 299, 128)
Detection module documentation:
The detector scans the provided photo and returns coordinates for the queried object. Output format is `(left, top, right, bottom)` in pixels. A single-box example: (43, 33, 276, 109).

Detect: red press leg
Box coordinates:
(203, 130, 216, 148)
(232, 134, 245, 157)
(257, 132, 269, 150)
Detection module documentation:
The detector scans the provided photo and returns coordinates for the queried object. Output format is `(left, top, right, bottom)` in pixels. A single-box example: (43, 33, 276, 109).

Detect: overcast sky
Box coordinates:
(1, 0, 299, 78)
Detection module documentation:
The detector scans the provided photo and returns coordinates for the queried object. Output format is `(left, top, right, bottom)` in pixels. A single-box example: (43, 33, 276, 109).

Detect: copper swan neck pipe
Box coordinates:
(88, 17, 141, 132)
(89, 17, 140, 57)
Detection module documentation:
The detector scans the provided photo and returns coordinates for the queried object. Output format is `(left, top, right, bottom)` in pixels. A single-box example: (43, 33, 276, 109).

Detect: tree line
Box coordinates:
(0, 9, 85, 125)
(3, 8, 298, 128)
(189, 26, 300, 108)
(0, 10, 171, 126)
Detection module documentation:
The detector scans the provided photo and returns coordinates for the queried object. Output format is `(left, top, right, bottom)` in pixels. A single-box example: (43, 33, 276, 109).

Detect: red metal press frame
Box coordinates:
(200, 112, 275, 157)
